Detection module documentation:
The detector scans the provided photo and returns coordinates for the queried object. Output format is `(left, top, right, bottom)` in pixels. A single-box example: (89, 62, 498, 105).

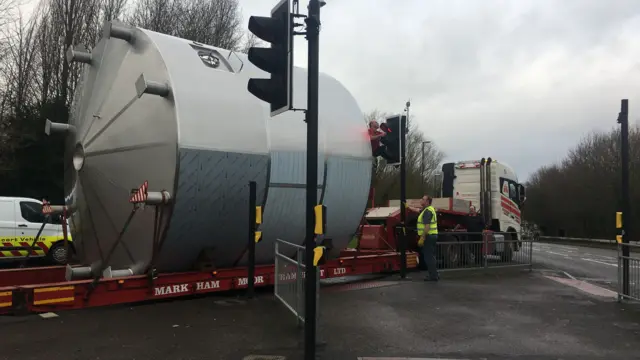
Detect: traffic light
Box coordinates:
(380, 114, 407, 165)
(246, 0, 293, 117)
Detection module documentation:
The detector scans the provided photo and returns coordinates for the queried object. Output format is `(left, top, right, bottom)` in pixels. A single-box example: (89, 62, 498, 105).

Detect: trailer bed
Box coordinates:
(0, 250, 418, 315)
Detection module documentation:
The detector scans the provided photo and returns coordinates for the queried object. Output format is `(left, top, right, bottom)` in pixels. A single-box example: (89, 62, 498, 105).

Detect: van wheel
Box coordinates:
(47, 242, 69, 265)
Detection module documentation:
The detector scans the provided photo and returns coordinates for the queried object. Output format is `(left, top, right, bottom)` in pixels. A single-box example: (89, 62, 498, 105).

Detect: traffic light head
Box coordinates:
(247, 0, 293, 117)
(379, 114, 407, 164)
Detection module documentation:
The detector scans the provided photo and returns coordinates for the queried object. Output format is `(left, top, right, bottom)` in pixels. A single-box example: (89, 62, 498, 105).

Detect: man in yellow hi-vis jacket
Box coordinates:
(416, 195, 439, 282)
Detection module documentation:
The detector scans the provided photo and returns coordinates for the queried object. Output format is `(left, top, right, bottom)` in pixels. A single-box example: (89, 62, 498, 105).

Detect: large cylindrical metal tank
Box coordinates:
(63, 21, 372, 276)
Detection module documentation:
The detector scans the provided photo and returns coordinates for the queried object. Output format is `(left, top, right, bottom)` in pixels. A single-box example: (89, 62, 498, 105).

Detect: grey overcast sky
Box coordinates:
(17, 0, 640, 180)
(239, 0, 640, 181)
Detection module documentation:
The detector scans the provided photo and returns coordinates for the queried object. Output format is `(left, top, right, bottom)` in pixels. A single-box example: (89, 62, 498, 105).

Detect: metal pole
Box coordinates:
(399, 113, 407, 279)
(247, 181, 257, 298)
(421, 141, 425, 193)
(528, 236, 533, 271)
(304, 1, 320, 358)
(618, 99, 630, 297)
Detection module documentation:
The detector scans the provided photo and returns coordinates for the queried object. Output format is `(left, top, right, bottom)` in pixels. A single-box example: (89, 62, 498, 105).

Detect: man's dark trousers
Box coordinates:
(423, 234, 439, 280)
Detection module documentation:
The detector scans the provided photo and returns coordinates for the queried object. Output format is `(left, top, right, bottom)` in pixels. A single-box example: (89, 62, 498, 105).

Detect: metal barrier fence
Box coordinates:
(617, 243, 640, 302)
(416, 232, 533, 272)
(274, 238, 319, 327)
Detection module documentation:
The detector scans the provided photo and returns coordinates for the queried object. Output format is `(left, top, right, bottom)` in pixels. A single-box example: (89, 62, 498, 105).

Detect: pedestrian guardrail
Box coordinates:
(274, 238, 319, 327)
(617, 242, 640, 302)
(420, 232, 533, 272)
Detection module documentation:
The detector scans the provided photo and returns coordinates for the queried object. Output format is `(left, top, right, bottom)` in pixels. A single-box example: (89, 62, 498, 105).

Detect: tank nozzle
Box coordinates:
(65, 264, 92, 281)
(45, 119, 76, 136)
(102, 266, 135, 279)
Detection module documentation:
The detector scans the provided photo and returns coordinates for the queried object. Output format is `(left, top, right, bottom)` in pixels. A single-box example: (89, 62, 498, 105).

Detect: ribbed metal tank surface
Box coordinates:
(64, 21, 372, 275)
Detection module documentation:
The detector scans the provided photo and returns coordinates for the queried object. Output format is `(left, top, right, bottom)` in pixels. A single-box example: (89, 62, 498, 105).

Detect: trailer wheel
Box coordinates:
(47, 242, 70, 265)
(500, 233, 514, 262)
(444, 242, 461, 268)
(462, 244, 482, 266)
(456, 235, 480, 266)
(436, 235, 460, 268)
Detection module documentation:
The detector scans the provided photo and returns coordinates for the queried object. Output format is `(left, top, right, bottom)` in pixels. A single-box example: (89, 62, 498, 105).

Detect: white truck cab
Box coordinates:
(441, 158, 526, 248)
(0, 196, 72, 264)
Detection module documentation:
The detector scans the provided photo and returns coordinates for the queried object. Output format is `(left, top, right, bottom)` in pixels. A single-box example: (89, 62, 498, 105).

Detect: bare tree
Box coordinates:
(0, 0, 17, 29)
(525, 126, 640, 239)
(38, 0, 102, 104)
(240, 32, 262, 54)
(100, 0, 128, 23)
(128, 0, 180, 35)
(0, 9, 43, 175)
(128, 0, 244, 49)
(0, 12, 40, 109)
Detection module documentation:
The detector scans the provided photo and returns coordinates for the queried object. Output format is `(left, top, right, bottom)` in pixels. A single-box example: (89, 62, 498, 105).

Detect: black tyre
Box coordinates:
(47, 242, 70, 265)
(500, 233, 514, 262)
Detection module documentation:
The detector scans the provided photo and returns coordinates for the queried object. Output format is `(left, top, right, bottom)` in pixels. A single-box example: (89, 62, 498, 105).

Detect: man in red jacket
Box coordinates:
(368, 120, 387, 157)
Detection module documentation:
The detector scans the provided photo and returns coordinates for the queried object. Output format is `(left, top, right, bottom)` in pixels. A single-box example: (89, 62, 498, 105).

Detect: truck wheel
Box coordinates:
(501, 233, 514, 262)
(463, 244, 483, 265)
(47, 242, 69, 265)
(444, 243, 460, 268)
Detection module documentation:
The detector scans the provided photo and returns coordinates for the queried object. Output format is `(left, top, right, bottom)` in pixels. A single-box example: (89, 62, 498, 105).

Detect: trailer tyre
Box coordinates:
(47, 242, 70, 265)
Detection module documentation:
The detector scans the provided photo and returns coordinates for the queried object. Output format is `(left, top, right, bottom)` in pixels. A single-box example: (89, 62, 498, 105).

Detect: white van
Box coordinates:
(0, 196, 72, 265)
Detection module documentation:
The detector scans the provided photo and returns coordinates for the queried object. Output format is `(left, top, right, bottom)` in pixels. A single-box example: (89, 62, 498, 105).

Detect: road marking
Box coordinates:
(581, 258, 617, 267)
(563, 271, 576, 280)
(547, 244, 580, 251)
(545, 276, 617, 299)
(39, 312, 59, 319)
(357, 358, 471, 360)
(546, 251, 570, 257)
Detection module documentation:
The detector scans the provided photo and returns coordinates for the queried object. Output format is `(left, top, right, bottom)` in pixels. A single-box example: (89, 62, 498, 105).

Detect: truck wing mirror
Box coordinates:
(518, 184, 526, 204)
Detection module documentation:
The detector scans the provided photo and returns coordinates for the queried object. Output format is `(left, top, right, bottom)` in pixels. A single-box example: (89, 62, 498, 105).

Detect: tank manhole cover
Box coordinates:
(242, 356, 286, 360)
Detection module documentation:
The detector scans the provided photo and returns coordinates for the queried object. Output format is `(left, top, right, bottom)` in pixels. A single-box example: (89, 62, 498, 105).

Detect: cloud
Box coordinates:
(243, 0, 640, 180)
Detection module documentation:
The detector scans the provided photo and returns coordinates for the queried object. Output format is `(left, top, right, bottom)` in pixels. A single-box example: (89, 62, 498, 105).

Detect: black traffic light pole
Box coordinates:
(618, 99, 630, 297)
(304, 1, 321, 359)
(399, 111, 408, 279)
(247, 181, 257, 298)
(244, 1, 322, 357)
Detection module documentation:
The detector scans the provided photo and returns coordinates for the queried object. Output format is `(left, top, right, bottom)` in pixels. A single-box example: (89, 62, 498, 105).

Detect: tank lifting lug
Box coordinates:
(102, 267, 134, 279)
(44, 119, 76, 136)
(66, 45, 92, 65)
(102, 21, 134, 43)
(135, 74, 171, 98)
(66, 264, 92, 281)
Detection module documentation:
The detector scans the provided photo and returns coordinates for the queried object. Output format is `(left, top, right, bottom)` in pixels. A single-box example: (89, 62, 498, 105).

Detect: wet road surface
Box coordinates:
(531, 242, 630, 290)
(1, 270, 639, 360)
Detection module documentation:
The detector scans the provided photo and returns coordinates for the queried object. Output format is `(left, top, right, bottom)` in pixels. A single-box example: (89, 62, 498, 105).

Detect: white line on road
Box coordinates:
(563, 271, 577, 280)
(39, 312, 59, 319)
(546, 251, 570, 257)
(586, 254, 617, 261)
(581, 258, 617, 267)
(548, 244, 580, 251)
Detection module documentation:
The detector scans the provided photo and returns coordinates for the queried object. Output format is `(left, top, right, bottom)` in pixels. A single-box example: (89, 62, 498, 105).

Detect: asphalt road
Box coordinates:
(531, 242, 630, 290)
(2, 271, 640, 360)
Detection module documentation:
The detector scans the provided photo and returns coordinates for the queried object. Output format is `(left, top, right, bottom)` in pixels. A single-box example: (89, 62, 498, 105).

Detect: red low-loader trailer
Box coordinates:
(357, 197, 500, 267)
(0, 249, 416, 315)
(0, 189, 417, 315)
(0, 181, 418, 316)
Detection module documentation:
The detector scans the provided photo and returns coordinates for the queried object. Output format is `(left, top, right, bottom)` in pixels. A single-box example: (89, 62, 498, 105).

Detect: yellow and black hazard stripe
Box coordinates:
(0, 290, 12, 309)
(32, 286, 75, 306)
(0, 241, 49, 258)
